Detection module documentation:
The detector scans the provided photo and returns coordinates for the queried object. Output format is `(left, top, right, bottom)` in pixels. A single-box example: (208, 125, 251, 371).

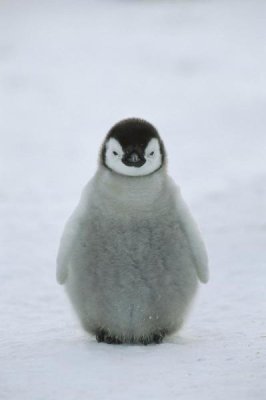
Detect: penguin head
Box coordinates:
(101, 118, 166, 177)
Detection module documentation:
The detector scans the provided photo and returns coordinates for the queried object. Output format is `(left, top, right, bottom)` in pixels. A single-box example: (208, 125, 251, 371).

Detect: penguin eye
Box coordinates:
(113, 151, 118, 156)
(149, 151, 155, 156)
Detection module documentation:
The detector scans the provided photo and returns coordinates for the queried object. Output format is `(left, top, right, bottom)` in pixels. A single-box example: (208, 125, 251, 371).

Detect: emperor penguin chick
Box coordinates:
(57, 118, 209, 345)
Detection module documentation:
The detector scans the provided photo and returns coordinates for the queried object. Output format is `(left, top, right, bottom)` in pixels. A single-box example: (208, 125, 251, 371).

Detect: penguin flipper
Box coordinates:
(176, 189, 209, 284)
(56, 211, 79, 284)
(56, 184, 91, 285)
(56, 259, 68, 285)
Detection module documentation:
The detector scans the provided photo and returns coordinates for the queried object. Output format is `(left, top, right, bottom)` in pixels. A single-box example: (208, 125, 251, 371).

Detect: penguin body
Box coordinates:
(57, 119, 208, 344)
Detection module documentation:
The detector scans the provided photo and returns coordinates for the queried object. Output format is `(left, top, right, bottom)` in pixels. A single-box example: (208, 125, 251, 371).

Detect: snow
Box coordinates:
(0, 0, 265, 399)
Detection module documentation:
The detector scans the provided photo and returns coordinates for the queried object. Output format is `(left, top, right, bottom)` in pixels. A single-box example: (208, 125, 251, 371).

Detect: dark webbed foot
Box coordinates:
(153, 331, 165, 344)
(96, 329, 122, 344)
(96, 329, 166, 345)
(104, 335, 122, 344)
(139, 330, 166, 345)
(96, 329, 105, 343)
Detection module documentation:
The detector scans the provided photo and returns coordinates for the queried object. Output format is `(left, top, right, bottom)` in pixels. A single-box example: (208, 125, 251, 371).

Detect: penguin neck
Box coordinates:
(93, 166, 168, 209)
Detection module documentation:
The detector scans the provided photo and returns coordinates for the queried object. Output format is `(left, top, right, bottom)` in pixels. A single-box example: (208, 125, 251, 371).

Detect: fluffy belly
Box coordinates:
(66, 234, 198, 338)
(65, 214, 198, 339)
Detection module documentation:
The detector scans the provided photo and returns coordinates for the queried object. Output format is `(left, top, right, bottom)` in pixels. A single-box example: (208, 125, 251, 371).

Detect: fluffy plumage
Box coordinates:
(57, 118, 209, 344)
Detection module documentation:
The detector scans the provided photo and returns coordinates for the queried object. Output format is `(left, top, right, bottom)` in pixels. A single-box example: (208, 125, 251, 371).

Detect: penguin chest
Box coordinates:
(76, 211, 189, 296)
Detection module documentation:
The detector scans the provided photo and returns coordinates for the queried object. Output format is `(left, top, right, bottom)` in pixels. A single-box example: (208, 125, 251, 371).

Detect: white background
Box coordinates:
(1, 0, 265, 399)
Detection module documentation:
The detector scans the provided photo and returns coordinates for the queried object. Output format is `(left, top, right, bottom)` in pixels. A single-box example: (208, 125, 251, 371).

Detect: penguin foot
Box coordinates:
(96, 329, 122, 345)
(140, 330, 166, 345)
(153, 331, 165, 344)
(96, 329, 166, 345)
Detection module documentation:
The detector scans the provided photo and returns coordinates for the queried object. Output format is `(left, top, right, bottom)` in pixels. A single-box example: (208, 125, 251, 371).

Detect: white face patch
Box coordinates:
(104, 138, 162, 177)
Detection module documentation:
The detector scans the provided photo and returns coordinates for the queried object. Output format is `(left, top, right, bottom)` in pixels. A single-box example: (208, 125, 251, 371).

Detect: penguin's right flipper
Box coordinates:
(56, 211, 79, 284)
(56, 184, 91, 284)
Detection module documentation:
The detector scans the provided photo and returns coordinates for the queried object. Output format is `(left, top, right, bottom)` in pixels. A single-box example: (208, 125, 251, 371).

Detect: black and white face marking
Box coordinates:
(101, 118, 165, 177)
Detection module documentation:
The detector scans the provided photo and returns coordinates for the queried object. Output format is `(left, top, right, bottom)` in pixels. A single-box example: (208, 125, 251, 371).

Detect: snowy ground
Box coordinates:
(1, 0, 266, 399)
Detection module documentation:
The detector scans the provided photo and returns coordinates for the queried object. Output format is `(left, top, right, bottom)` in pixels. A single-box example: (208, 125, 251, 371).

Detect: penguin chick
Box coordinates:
(57, 118, 209, 345)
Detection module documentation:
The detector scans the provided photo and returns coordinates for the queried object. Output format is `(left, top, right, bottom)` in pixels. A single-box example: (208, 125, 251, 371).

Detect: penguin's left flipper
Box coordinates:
(176, 189, 209, 284)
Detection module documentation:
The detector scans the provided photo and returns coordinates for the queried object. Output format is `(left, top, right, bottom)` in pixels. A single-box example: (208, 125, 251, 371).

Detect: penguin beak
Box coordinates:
(122, 151, 146, 167)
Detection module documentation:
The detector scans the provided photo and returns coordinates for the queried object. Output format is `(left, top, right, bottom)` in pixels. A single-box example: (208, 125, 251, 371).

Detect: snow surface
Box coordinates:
(1, 0, 266, 399)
